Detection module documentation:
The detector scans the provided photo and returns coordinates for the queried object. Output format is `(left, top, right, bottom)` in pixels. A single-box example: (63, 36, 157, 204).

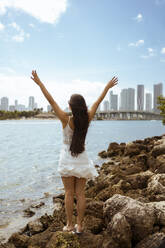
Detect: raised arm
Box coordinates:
(88, 76, 118, 122)
(31, 70, 67, 123)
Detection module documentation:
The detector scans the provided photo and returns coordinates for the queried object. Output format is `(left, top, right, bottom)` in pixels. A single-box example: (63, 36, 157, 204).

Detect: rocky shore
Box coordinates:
(1, 134, 165, 248)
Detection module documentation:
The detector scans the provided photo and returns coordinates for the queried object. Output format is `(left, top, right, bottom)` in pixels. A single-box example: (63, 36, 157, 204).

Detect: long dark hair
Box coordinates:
(68, 94, 89, 157)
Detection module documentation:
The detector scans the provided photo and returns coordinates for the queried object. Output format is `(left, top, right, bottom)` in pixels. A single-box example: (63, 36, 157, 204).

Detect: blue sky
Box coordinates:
(0, 0, 165, 110)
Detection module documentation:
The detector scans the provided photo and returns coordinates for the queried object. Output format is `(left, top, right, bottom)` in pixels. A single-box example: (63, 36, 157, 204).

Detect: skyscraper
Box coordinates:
(137, 85, 144, 111)
(28, 96, 35, 111)
(127, 88, 135, 111)
(120, 88, 135, 111)
(103, 100, 110, 112)
(153, 83, 163, 113)
(109, 91, 118, 111)
(15, 100, 18, 110)
(145, 93, 152, 112)
(1, 97, 9, 111)
(120, 89, 128, 110)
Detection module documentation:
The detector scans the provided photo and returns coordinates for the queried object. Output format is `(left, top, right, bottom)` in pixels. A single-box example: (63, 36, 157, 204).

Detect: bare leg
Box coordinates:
(61, 176, 75, 230)
(75, 177, 87, 232)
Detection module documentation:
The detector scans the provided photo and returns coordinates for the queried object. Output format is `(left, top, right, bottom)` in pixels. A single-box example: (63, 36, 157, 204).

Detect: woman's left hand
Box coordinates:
(31, 70, 41, 85)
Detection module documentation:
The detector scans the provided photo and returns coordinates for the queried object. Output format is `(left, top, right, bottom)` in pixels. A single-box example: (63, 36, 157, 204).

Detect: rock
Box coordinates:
(78, 232, 103, 248)
(124, 143, 141, 157)
(85, 200, 104, 219)
(0, 243, 16, 248)
(147, 174, 165, 197)
(107, 212, 132, 248)
(98, 150, 108, 158)
(155, 155, 165, 173)
(134, 232, 165, 248)
(146, 201, 165, 226)
(23, 208, 35, 218)
(125, 170, 153, 190)
(107, 142, 125, 157)
(103, 194, 155, 243)
(83, 215, 104, 234)
(27, 219, 44, 234)
(27, 229, 53, 248)
(45, 231, 80, 248)
(30, 202, 45, 208)
(8, 233, 29, 248)
(151, 144, 165, 157)
(39, 213, 54, 229)
(52, 193, 65, 202)
(102, 232, 120, 248)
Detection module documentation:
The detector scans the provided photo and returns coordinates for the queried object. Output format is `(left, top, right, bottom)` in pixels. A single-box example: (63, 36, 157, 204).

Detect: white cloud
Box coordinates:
(0, 74, 121, 111)
(8, 22, 30, 42)
(0, 0, 68, 24)
(134, 13, 143, 22)
(128, 40, 144, 47)
(0, 22, 5, 31)
(29, 23, 35, 28)
(141, 47, 156, 59)
(161, 47, 165, 54)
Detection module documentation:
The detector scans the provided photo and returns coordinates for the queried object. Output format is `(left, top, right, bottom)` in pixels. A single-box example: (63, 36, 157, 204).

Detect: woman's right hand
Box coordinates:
(107, 76, 118, 89)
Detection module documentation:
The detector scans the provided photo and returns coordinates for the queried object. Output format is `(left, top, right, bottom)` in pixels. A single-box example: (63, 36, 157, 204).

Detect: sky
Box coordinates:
(0, 0, 165, 111)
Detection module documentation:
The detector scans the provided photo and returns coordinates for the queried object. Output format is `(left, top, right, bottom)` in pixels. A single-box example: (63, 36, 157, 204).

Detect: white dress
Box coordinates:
(58, 117, 98, 179)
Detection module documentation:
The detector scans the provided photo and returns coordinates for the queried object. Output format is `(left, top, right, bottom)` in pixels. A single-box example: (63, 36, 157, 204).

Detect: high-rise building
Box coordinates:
(17, 104, 26, 111)
(137, 85, 144, 111)
(15, 100, 18, 110)
(120, 89, 128, 110)
(47, 104, 53, 112)
(153, 83, 163, 113)
(1, 97, 9, 111)
(127, 88, 135, 111)
(103, 100, 110, 112)
(120, 88, 135, 111)
(109, 91, 118, 111)
(145, 93, 152, 112)
(9, 105, 15, 111)
(28, 96, 35, 111)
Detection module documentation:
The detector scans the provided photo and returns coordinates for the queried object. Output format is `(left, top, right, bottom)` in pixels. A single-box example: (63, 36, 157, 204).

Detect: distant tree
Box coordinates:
(157, 95, 165, 125)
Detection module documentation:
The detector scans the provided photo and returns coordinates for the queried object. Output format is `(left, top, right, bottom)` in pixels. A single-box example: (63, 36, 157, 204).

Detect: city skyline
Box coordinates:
(1, 82, 164, 113)
(0, 0, 165, 111)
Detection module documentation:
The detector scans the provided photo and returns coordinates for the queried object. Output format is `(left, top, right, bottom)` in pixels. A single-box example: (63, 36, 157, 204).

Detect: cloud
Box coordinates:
(161, 47, 165, 54)
(29, 23, 35, 28)
(128, 40, 144, 47)
(0, 22, 5, 31)
(8, 22, 30, 42)
(0, 73, 121, 111)
(0, 0, 68, 24)
(134, 13, 143, 22)
(141, 47, 156, 59)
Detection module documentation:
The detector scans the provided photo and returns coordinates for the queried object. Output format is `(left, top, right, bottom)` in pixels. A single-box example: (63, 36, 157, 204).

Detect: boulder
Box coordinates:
(103, 194, 155, 244)
(134, 232, 165, 248)
(151, 144, 165, 157)
(147, 174, 165, 196)
(27, 219, 44, 235)
(107, 212, 132, 248)
(8, 233, 29, 248)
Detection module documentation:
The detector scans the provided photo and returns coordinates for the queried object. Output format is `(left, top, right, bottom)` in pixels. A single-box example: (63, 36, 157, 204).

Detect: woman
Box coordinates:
(31, 70, 118, 233)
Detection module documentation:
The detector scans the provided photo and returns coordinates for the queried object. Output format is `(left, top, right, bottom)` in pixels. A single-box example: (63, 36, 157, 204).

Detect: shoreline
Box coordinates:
(1, 133, 165, 247)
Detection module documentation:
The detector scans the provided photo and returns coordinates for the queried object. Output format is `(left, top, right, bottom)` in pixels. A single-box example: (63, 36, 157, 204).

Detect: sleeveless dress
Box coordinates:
(58, 116, 99, 179)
